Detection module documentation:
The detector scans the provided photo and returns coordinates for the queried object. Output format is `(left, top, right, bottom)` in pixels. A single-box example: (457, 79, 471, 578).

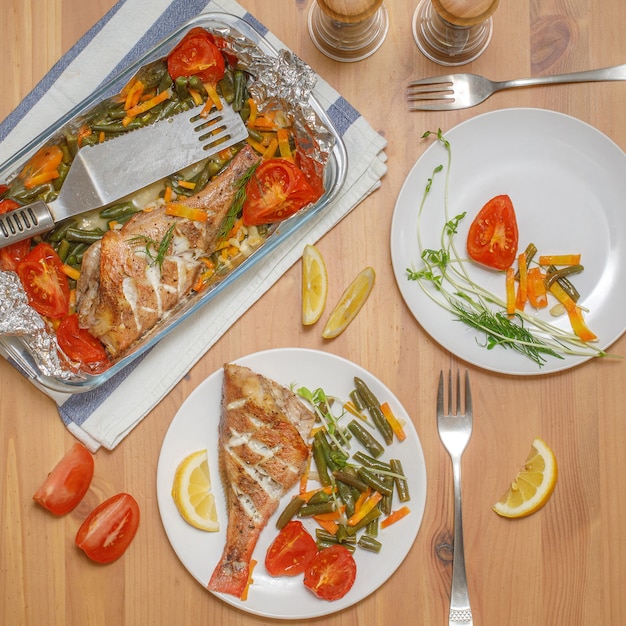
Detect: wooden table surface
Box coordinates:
(2, 1, 625, 625)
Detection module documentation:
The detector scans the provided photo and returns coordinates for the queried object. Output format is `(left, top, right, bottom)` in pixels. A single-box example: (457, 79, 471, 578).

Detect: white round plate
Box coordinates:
(156, 348, 427, 619)
(391, 108, 626, 375)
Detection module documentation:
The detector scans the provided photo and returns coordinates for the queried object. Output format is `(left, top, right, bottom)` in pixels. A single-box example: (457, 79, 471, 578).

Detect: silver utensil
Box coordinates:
(407, 63, 626, 110)
(0, 100, 248, 248)
(437, 369, 473, 626)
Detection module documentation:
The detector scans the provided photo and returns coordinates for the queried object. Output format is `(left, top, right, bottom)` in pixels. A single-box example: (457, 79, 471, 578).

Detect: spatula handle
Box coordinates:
(0, 201, 55, 249)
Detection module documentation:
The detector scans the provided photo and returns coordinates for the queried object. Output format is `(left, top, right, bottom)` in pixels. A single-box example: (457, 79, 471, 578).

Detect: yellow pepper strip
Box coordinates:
(343, 401, 368, 422)
(380, 506, 411, 529)
(299, 457, 311, 493)
(505, 267, 516, 316)
(527, 267, 548, 308)
(353, 488, 371, 513)
(123, 79, 144, 110)
(515, 251, 528, 311)
(188, 88, 204, 107)
(98, 131, 105, 143)
(165, 202, 208, 222)
(277, 128, 293, 160)
(61, 264, 81, 281)
(247, 137, 267, 154)
(68, 288, 77, 311)
(192, 258, 216, 292)
(262, 137, 278, 160)
(163, 185, 173, 203)
(200, 83, 223, 117)
(249, 116, 277, 131)
(247, 97, 258, 125)
(240, 559, 257, 602)
(380, 402, 406, 442)
(123, 88, 172, 125)
(548, 281, 597, 342)
(539, 253, 581, 266)
(177, 180, 196, 190)
(347, 491, 382, 526)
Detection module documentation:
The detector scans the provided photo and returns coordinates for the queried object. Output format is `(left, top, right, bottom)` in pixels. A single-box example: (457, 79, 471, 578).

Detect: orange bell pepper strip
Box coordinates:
(505, 267, 516, 316)
(526, 267, 548, 309)
(380, 402, 406, 442)
(19, 145, 64, 189)
(539, 253, 581, 266)
(515, 251, 528, 311)
(380, 506, 411, 529)
(165, 202, 208, 222)
(548, 281, 597, 342)
(347, 491, 382, 526)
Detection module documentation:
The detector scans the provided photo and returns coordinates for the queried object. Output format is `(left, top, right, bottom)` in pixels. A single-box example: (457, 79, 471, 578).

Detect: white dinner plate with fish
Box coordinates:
(156, 348, 427, 619)
(391, 108, 626, 376)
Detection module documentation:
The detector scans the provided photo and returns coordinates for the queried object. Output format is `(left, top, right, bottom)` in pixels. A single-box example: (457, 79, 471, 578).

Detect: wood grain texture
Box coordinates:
(1, 1, 626, 625)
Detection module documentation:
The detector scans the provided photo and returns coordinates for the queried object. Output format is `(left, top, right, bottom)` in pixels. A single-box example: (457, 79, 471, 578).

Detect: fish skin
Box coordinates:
(75, 145, 260, 357)
(208, 363, 315, 598)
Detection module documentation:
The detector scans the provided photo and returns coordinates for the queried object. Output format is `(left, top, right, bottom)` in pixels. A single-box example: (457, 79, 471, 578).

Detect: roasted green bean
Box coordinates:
(354, 377, 394, 445)
(347, 419, 385, 458)
(357, 535, 382, 553)
(390, 459, 410, 502)
(275, 495, 305, 529)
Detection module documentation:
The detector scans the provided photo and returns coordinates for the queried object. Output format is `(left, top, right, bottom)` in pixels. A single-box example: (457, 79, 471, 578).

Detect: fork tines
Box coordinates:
(406, 76, 456, 111)
(439, 369, 472, 416)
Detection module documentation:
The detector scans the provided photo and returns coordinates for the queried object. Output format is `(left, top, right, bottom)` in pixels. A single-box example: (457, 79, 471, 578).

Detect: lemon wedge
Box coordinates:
(302, 244, 328, 325)
(322, 266, 376, 339)
(171, 449, 219, 531)
(493, 437, 558, 518)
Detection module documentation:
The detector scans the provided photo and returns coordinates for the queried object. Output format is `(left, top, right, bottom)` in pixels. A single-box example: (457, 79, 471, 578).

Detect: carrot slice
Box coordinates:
(380, 506, 411, 529)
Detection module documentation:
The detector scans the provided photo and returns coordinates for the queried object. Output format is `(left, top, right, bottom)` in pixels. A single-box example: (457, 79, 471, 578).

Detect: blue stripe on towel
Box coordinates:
(327, 96, 361, 136)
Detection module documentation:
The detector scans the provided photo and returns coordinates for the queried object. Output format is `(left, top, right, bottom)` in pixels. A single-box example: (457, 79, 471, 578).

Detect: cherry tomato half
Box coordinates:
(0, 197, 31, 271)
(303, 544, 357, 601)
(167, 27, 225, 85)
(33, 443, 94, 515)
(57, 314, 109, 365)
(242, 159, 320, 226)
(467, 194, 519, 270)
(265, 520, 318, 577)
(16, 242, 70, 319)
(76, 493, 140, 564)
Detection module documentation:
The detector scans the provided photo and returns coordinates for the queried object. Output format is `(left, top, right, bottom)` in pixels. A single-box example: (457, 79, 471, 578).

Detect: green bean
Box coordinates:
(381, 492, 393, 516)
(390, 459, 410, 502)
(298, 501, 336, 517)
(514, 242, 538, 280)
(65, 227, 104, 244)
(56, 239, 71, 263)
(312, 438, 332, 487)
(137, 60, 169, 90)
(247, 128, 264, 144)
(358, 535, 382, 553)
(307, 489, 331, 505)
(158, 72, 174, 94)
(545, 264, 583, 301)
(232, 70, 247, 112)
(12, 183, 51, 202)
(188, 75, 207, 96)
(317, 539, 355, 553)
(335, 479, 356, 518)
(99, 202, 138, 221)
(175, 76, 190, 100)
(345, 507, 381, 536)
(46, 219, 74, 243)
(352, 451, 392, 473)
(332, 470, 368, 493)
(350, 389, 366, 411)
(275, 495, 305, 529)
(365, 517, 379, 538)
(354, 377, 393, 445)
(356, 467, 393, 496)
(348, 420, 385, 458)
(218, 70, 236, 104)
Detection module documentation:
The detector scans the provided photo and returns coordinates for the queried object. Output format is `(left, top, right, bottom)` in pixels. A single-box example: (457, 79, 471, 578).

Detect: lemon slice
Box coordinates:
(493, 437, 558, 518)
(322, 266, 376, 339)
(302, 244, 328, 325)
(171, 449, 219, 531)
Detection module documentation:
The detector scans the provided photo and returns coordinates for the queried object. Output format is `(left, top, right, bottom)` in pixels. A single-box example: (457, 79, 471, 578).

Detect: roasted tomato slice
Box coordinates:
(16, 242, 70, 319)
(0, 197, 31, 271)
(242, 159, 320, 226)
(303, 544, 357, 601)
(76, 493, 140, 564)
(57, 314, 109, 365)
(167, 27, 225, 84)
(265, 520, 318, 577)
(33, 443, 94, 515)
(467, 194, 519, 270)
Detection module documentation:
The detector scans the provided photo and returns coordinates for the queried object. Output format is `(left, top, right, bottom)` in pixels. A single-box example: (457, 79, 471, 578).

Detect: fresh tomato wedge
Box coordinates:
(242, 158, 320, 226)
(167, 27, 225, 85)
(33, 443, 94, 515)
(265, 520, 318, 577)
(467, 194, 519, 270)
(16, 242, 70, 319)
(303, 544, 357, 601)
(0, 197, 31, 271)
(76, 493, 140, 564)
(57, 314, 109, 365)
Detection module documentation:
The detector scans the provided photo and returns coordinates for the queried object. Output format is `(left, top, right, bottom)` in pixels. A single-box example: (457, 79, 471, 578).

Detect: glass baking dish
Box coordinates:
(0, 13, 347, 393)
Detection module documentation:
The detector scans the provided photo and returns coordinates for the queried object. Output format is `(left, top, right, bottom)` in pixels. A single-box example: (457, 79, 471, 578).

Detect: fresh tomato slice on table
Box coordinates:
(33, 443, 94, 515)
(303, 544, 357, 601)
(265, 520, 318, 577)
(242, 158, 320, 226)
(167, 27, 225, 84)
(76, 493, 140, 564)
(16, 242, 70, 318)
(467, 194, 519, 270)
(57, 314, 109, 365)
(0, 197, 31, 271)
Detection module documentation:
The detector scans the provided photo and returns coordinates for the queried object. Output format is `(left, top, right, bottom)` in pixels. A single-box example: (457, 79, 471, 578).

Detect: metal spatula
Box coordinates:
(0, 100, 248, 248)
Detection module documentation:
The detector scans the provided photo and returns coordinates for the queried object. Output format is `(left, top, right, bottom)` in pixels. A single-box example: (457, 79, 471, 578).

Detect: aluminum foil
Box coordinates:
(0, 271, 69, 378)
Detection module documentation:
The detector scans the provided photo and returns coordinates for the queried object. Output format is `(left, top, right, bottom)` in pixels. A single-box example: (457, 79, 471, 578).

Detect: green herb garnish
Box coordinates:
(128, 223, 176, 271)
(218, 162, 260, 239)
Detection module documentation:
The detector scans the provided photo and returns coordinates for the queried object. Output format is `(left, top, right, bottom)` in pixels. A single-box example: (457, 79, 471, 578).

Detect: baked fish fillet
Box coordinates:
(208, 363, 315, 598)
(75, 145, 260, 357)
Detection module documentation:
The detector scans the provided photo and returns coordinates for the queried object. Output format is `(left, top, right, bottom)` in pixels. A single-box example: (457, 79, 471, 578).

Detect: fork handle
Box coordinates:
(449, 456, 473, 625)
(495, 63, 626, 91)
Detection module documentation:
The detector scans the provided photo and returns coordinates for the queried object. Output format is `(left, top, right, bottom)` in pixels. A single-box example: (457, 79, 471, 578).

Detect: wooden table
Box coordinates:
(2, 1, 625, 624)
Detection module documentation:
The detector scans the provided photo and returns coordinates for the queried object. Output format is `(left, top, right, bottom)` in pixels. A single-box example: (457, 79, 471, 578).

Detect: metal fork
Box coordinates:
(437, 370, 473, 626)
(407, 63, 626, 111)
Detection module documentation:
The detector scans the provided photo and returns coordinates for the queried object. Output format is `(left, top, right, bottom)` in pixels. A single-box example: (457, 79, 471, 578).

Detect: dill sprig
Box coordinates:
(218, 162, 259, 239)
(128, 223, 176, 271)
(406, 129, 608, 366)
